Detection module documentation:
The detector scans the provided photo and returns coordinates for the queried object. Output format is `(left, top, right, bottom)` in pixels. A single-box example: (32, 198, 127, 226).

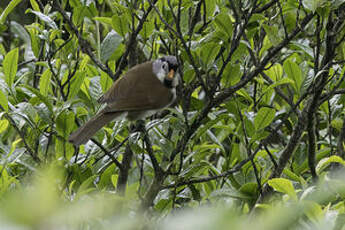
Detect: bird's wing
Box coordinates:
(100, 61, 173, 112)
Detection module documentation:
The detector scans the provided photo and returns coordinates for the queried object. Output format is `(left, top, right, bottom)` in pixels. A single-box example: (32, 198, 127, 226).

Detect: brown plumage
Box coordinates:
(69, 56, 179, 146)
(100, 61, 174, 112)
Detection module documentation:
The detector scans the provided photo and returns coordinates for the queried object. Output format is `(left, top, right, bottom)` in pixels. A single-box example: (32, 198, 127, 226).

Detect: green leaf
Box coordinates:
(140, 20, 154, 40)
(262, 24, 281, 46)
(316, 156, 345, 174)
(80, 78, 91, 99)
(268, 178, 297, 201)
(231, 43, 248, 63)
(210, 188, 252, 200)
(239, 182, 258, 198)
(22, 85, 53, 113)
(331, 118, 343, 132)
(205, 0, 216, 18)
(56, 110, 75, 138)
(259, 36, 272, 58)
(264, 63, 283, 81)
(68, 71, 86, 99)
(69, 0, 81, 7)
(295, 148, 331, 174)
(72, 6, 95, 25)
(0, 119, 9, 133)
(11, 21, 31, 44)
(88, 77, 103, 100)
(300, 71, 315, 95)
(100, 30, 122, 63)
(30, 0, 40, 12)
(9, 139, 22, 157)
(237, 89, 253, 103)
(0, 43, 6, 55)
(249, 14, 268, 24)
(302, 0, 327, 12)
(111, 174, 118, 189)
(223, 63, 241, 87)
(189, 184, 201, 201)
(304, 201, 323, 221)
(39, 69, 52, 96)
(98, 164, 116, 189)
(72, 7, 83, 25)
(283, 59, 303, 93)
(27, 9, 58, 30)
(262, 78, 294, 95)
(200, 42, 221, 67)
(93, 16, 113, 26)
(290, 41, 314, 58)
(27, 26, 40, 58)
(180, 161, 210, 178)
(75, 175, 97, 200)
(54, 141, 73, 163)
(0, 0, 23, 24)
(112, 15, 129, 37)
(100, 71, 113, 93)
(251, 130, 270, 142)
(0, 89, 8, 112)
(109, 44, 125, 63)
(213, 12, 233, 38)
(283, 168, 302, 183)
(332, 0, 345, 7)
(3, 48, 19, 87)
(194, 114, 228, 140)
(79, 55, 90, 71)
(254, 107, 275, 130)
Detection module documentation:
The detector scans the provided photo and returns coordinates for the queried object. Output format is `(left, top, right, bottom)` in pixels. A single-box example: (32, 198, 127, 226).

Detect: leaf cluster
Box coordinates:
(1, 0, 345, 229)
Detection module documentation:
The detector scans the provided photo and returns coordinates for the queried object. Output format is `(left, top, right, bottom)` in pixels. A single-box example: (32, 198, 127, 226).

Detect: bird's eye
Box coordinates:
(162, 62, 168, 71)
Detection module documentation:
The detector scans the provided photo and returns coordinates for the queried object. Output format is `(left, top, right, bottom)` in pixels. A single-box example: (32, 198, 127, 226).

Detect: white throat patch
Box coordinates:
(155, 70, 166, 83)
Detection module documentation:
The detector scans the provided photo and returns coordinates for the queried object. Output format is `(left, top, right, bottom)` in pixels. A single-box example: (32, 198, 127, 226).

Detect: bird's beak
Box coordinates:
(167, 69, 175, 79)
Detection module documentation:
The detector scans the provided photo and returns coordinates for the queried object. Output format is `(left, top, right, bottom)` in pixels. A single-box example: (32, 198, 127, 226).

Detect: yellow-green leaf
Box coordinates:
(3, 48, 19, 87)
(316, 155, 345, 174)
(30, 0, 40, 12)
(254, 107, 275, 130)
(39, 69, 52, 96)
(27, 9, 58, 30)
(0, 119, 9, 133)
(56, 110, 75, 138)
(68, 71, 86, 99)
(93, 16, 112, 26)
(213, 12, 233, 38)
(264, 63, 283, 81)
(283, 59, 303, 93)
(100, 30, 122, 63)
(0, 0, 23, 24)
(100, 71, 113, 93)
(263, 24, 281, 46)
(0, 89, 8, 112)
(112, 15, 129, 37)
(268, 178, 297, 201)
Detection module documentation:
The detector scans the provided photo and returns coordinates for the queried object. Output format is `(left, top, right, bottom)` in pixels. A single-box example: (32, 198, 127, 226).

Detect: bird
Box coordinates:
(68, 55, 179, 146)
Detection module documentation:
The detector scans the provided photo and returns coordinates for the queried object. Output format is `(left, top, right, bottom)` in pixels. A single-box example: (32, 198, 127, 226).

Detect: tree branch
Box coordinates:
(51, 1, 115, 79)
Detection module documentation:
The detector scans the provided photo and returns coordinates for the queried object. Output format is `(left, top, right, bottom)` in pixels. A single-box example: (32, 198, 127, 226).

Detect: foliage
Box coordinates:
(1, 0, 345, 229)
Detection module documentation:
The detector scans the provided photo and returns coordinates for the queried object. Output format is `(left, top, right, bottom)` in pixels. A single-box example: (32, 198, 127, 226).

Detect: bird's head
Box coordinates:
(153, 55, 179, 88)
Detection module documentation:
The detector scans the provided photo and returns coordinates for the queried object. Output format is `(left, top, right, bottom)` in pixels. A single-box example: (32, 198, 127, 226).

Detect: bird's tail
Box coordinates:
(68, 111, 122, 146)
